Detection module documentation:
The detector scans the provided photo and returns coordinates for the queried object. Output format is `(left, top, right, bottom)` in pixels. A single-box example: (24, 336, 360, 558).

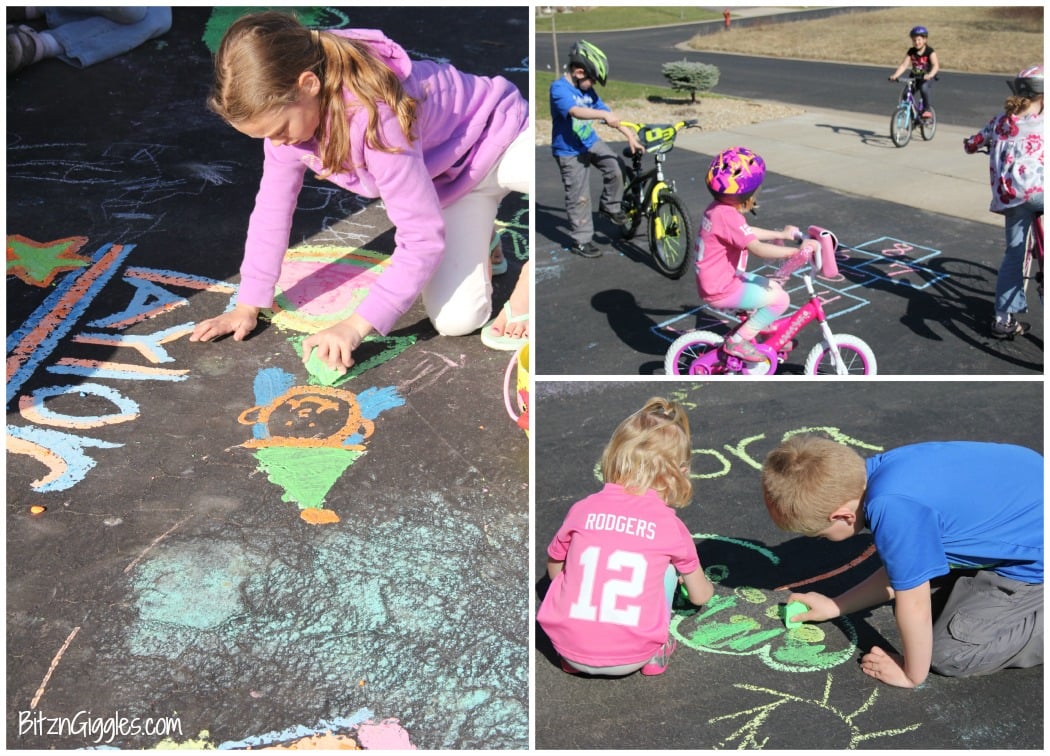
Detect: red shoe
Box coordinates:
(560, 658, 581, 675)
(641, 639, 677, 676)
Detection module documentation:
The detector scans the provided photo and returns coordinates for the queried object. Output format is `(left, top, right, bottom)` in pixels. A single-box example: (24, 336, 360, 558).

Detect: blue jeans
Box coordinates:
(43, 7, 172, 68)
(996, 198, 1043, 316)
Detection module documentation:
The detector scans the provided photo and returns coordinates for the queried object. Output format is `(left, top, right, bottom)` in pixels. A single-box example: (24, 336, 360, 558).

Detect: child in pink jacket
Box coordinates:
(190, 11, 530, 373)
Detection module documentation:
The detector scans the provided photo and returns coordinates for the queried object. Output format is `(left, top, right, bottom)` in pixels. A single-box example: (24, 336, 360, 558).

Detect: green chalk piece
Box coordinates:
(680, 583, 689, 599)
(782, 600, 808, 629)
(304, 346, 345, 386)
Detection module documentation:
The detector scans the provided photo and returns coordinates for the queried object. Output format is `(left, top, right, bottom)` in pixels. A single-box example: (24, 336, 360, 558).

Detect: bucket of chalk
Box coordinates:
(503, 343, 529, 437)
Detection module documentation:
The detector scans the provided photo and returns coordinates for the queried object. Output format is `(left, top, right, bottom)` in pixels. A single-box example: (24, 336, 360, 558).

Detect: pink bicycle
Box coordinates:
(664, 226, 877, 376)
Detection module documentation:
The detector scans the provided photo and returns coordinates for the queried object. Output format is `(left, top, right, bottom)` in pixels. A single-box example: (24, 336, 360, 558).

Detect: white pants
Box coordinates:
(422, 128, 532, 336)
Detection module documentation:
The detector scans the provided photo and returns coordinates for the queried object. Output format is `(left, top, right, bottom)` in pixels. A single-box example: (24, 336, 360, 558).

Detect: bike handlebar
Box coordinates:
(620, 118, 700, 132)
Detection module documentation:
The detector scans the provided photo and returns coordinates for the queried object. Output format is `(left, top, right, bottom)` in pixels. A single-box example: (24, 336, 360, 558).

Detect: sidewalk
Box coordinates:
(677, 106, 995, 225)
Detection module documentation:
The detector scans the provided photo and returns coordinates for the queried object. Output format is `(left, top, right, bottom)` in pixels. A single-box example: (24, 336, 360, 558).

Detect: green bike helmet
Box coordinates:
(568, 39, 608, 86)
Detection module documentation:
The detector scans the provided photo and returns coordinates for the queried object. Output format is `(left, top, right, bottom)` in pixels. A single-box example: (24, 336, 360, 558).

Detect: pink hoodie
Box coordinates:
(237, 29, 528, 334)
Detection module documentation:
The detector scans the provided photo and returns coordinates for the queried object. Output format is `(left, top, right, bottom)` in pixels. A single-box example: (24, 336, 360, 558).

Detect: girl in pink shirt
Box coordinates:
(696, 147, 818, 363)
(537, 398, 715, 677)
(189, 12, 530, 373)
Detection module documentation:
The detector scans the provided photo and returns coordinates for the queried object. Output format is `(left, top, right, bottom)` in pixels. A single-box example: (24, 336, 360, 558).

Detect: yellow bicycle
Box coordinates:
(619, 119, 700, 278)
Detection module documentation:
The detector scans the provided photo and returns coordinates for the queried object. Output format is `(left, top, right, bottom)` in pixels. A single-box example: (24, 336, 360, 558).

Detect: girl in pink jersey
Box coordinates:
(537, 398, 714, 676)
(695, 147, 819, 363)
(188, 12, 530, 373)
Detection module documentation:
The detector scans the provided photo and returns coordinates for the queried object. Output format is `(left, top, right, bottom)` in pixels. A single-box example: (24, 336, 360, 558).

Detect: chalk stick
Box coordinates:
(782, 600, 808, 629)
(303, 346, 345, 386)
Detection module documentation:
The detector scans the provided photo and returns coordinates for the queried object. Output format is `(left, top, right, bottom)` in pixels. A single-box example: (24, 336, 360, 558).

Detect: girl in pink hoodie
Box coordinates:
(189, 11, 530, 373)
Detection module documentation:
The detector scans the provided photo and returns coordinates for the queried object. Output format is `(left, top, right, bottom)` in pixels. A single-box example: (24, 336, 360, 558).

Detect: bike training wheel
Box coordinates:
(664, 331, 725, 375)
(803, 334, 878, 375)
(649, 192, 694, 279)
(620, 188, 643, 240)
(890, 105, 912, 147)
(920, 108, 937, 141)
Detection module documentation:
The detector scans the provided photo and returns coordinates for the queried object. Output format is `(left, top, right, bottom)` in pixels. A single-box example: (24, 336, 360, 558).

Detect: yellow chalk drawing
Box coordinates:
(708, 673, 921, 749)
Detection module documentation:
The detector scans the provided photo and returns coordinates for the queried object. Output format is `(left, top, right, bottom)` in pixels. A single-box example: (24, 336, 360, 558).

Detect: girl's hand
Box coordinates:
(189, 304, 260, 342)
(861, 646, 918, 688)
(800, 238, 821, 256)
(782, 225, 802, 241)
(785, 591, 840, 623)
(301, 314, 373, 375)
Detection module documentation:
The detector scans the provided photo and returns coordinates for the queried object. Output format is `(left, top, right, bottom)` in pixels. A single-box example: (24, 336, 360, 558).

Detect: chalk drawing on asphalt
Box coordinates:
(708, 672, 922, 749)
(7, 234, 91, 287)
(236, 367, 405, 522)
(652, 236, 949, 342)
(146, 710, 416, 750)
(671, 534, 860, 674)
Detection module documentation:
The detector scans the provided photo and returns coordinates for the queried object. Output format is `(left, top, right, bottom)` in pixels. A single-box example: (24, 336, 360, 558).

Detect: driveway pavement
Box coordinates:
(534, 106, 1042, 375)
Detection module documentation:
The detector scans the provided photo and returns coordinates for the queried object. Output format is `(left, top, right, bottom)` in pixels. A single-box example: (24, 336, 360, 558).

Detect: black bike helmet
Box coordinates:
(909, 26, 928, 37)
(1008, 65, 1044, 97)
(568, 39, 608, 86)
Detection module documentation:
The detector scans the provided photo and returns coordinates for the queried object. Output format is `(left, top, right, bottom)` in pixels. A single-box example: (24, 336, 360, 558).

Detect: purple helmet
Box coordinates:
(706, 147, 766, 197)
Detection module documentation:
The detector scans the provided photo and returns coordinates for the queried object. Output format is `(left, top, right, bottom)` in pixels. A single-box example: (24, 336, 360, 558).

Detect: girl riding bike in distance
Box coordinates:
(889, 25, 939, 118)
(694, 147, 819, 363)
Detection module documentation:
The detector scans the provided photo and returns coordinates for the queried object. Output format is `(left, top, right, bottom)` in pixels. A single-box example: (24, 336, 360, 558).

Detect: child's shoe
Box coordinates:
(722, 334, 765, 363)
(640, 639, 677, 676)
(568, 241, 602, 258)
(991, 315, 1030, 339)
(559, 658, 581, 675)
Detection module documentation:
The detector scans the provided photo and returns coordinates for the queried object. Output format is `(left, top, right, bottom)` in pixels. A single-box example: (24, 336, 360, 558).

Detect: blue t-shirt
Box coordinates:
(549, 75, 608, 157)
(863, 442, 1043, 591)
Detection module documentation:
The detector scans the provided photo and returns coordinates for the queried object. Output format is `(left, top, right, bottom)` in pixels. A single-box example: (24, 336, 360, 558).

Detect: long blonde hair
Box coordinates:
(600, 397, 693, 507)
(208, 11, 418, 176)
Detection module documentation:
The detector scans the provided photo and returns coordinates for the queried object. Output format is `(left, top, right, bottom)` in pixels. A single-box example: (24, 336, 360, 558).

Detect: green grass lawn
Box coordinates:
(537, 71, 730, 123)
(535, 7, 720, 34)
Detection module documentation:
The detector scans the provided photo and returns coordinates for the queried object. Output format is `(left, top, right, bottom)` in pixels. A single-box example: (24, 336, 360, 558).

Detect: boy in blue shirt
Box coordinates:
(550, 39, 642, 258)
(762, 436, 1043, 688)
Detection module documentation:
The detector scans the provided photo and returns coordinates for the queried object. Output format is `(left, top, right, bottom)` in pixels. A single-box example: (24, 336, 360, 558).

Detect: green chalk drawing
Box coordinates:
(202, 7, 351, 52)
(671, 534, 858, 673)
(294, 333, 417, 387)
(254, 446, 363, 508)
(708, 673, 921, 749)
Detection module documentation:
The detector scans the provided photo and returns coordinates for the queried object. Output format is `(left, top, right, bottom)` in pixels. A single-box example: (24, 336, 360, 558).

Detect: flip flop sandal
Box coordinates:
(7, 25, 43, 74)
(481, 301, 528, 351)
(490, 232, 508, 276)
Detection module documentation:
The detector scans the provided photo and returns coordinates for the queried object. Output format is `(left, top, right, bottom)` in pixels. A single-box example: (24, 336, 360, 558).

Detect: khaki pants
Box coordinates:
(930, 570, 1043, 677)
